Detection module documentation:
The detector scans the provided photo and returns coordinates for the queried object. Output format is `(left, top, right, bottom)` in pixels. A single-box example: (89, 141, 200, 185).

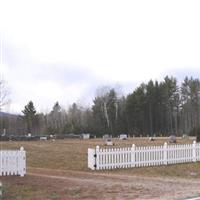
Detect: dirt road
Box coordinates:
(26, 168, 200, 200)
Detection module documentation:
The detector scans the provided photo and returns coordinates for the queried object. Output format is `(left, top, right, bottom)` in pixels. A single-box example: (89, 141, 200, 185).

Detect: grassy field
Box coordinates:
(1, 137, 200, 199)
(0, 137, 196, 171)
(0, 137, 198, 173)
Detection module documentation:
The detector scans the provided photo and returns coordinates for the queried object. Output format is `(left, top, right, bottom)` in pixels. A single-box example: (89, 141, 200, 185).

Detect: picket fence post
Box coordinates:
(163, 142, 168, 165)
(193, 141, 196, 162)
(131, 144, 135, 167)
(96, 146, 100, 170)
(88, 148, 96, 170)
(19, 147, 26, 177)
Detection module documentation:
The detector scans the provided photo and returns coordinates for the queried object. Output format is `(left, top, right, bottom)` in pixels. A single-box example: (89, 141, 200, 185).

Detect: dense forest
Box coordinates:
(1, 76, 200, 137)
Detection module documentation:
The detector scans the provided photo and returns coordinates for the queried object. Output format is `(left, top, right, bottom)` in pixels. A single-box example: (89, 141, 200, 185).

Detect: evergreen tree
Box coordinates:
(126, 84, 146, 136)
(22, 101, 37, 134)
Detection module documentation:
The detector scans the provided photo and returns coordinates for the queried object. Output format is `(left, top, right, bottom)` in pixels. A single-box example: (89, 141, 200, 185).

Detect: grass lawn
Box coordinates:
(0, 138, 199, 173)
(1, 138, 200, 199)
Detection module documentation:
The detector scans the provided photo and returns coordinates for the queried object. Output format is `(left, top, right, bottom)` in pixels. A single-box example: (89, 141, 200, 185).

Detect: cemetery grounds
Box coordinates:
(1, 138, 200, 200)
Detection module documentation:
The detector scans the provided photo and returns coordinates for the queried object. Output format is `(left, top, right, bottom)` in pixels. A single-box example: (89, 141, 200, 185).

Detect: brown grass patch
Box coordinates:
(0, 138, 200, 199)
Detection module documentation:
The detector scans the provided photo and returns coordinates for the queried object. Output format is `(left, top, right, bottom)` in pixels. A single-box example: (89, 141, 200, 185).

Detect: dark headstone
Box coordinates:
(169, 135, 176, 143)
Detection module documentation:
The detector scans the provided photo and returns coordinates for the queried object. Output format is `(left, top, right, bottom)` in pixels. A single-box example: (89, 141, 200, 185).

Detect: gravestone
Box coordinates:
(169, 135, 176, 143)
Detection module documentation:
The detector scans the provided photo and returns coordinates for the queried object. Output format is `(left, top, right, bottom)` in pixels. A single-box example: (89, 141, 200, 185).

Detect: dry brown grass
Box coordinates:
(1, 138, 200, 200)
(0, 137, 196, 171)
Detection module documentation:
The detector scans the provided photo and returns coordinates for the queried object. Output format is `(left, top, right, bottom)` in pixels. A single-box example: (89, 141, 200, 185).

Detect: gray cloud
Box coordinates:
(4, 42, 200, 113)
(162, 67, 200, 82)
(4, 43, 126, 112)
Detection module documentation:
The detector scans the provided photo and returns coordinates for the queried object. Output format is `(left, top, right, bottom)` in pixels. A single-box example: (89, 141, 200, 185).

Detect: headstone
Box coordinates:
(169, 135, 176, 143)
(149, 137, 155, 141)
(105, 138, 113, 146)
(119, 134, 128, 140)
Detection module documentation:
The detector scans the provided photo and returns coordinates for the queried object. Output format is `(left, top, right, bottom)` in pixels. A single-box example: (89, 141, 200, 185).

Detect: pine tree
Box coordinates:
(22, 101, 37, 134)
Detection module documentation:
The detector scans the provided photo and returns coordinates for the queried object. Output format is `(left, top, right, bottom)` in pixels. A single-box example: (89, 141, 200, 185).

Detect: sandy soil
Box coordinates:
(24, 168, 200, 200)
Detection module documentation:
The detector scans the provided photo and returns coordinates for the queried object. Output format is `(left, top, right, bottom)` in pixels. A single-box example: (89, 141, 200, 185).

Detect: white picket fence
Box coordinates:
(0, 147, 26, 176)
(88, 141, 200, 170)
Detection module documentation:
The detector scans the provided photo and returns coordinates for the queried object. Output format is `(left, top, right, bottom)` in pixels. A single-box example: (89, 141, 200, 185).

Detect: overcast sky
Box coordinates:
(0, 0, 200, 114)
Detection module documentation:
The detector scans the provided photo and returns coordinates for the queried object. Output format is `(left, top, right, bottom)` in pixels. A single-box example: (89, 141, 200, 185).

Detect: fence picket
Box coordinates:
(0, 147, 26, 176)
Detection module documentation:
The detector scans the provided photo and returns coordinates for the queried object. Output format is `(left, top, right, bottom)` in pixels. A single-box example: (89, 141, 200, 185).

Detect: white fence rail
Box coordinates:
(88, 141, 200, 170)
(0, 147, 26, 176)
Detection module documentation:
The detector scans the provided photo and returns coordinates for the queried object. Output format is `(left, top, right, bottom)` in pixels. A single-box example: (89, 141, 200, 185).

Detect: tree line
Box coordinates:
(1, 76, 200, 137)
